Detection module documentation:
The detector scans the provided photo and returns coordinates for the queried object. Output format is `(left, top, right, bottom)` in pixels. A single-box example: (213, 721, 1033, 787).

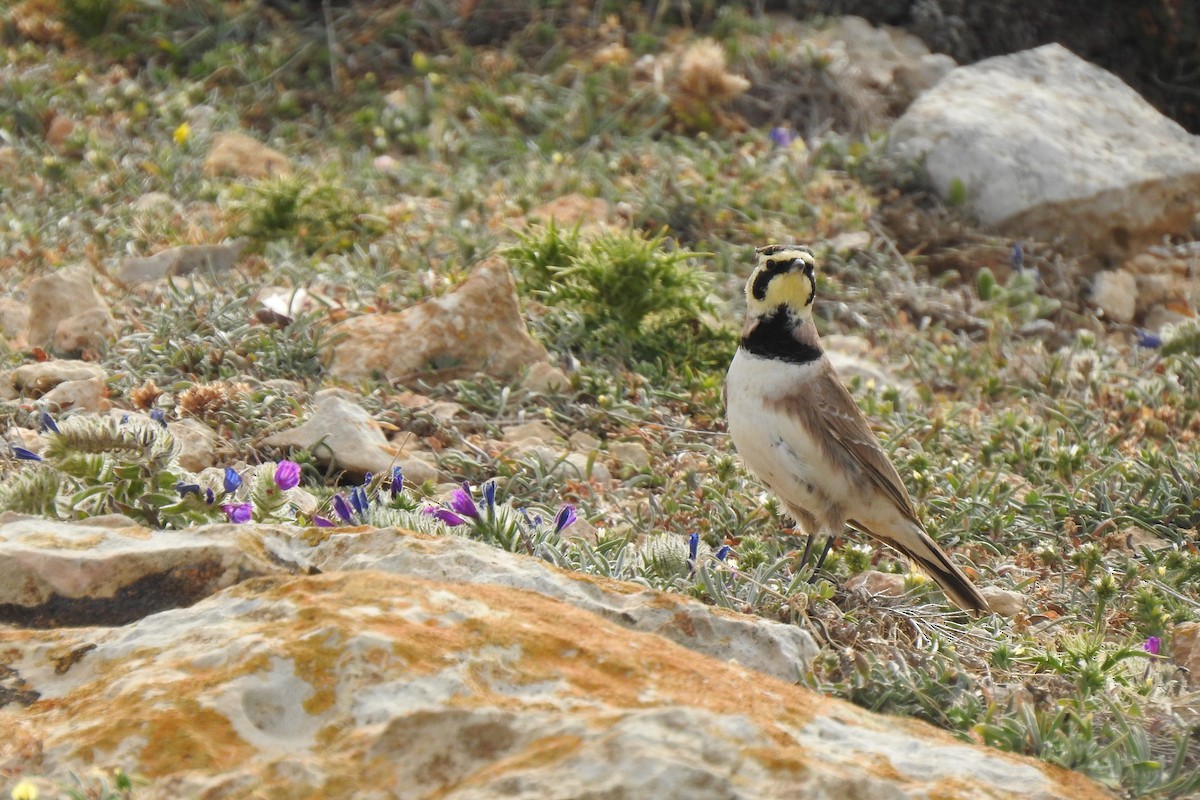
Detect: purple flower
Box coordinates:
(223, 467, 242, 493)
(12, 446, 41, 461)
(274, 460, 300, 490)
(768, 126, 794, 149)
(221, 502, 252, 523)
(1011, 242, 1024, 271)
(40, 411, 59, 433)
(390, 466, 404, 498)
(482, 479, 496, 510)
(313, 515, 334, 528)
(332, 493, 354, 522)
(1135, 329, 1163, 349)
(449, 482, 479, 518)
(424, 506, 466, 527)
(688, 532, 699, 562)
(714, 545, 731, 561)
(1143, 636, 1162, 656)
(176, 482, 201, 498)
(350, 485, 370, 516)
(552, 504, 577, 535)
(150, 408, 167, 427)
(205, 488, 215, 505)
(362, 471, 373, 486)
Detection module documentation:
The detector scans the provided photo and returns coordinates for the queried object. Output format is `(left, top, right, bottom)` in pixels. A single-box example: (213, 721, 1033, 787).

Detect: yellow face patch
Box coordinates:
(762, 270, 813, 310)
(745, 248, 816, 317)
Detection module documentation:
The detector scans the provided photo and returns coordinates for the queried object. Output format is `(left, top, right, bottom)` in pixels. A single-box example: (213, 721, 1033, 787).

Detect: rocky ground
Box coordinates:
(2, 2, 1200, 798)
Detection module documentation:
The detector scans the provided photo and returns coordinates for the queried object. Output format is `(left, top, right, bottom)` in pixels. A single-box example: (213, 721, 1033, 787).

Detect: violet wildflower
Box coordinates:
(274, 460, 301, 490)
(688, 532, 699, 562)
(714, 545, 731, 561)
(552, 504, 577, 535)
(313, 515, 334, 528)
(1011, 241, 1024, 271)
(223, 467, 242, 493)
(768, 126, 793, 149)
(390, 466, 404, 498)
(1143, 636, 1162, 656)
(205, 488, 215, 505)
(176, 482, 201, 498)
(332, 493, 354, 522)
(482, 479, 496, 511)
(350, 485, 370, 516)
(221, 502, 252, 523)
(424, 506, 467, 527)
(12, 447, 41, 461)
(1135, 329, 1163, 349)
(363, 471, 373, 486)
(39, 411, 59, 433)
(449, 482, 479, 518)
(150, 408, 167, 427)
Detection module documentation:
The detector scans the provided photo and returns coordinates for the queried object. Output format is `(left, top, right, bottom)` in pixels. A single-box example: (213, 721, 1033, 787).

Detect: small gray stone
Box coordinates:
(169, 418, 222, 472)
(980, 586, 1025, 617)
(39, 376, 105, 413)
(609, 440, 651, 470)
(11, 360, 107, 396)
(262, 390, 405, 478)
(116, 240, 247, 287)
(1091, 270, 1138, 323)
(502, 420, 560, 444)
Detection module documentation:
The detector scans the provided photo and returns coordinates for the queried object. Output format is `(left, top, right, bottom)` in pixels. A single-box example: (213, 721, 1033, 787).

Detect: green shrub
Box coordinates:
(227, 175, 384, 255)
(506, 225, 733, 371)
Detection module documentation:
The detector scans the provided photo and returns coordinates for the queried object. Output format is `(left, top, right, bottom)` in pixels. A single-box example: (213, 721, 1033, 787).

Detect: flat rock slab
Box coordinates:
(0, 515, 285, 627)
(890, 43, 1200, 260)
(0, 569, 1111, 800)
(301, 526, 817, 684)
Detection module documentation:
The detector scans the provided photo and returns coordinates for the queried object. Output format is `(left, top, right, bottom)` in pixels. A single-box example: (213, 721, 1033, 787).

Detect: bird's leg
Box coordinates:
(799, 529, 816, 568)
(812, 534, 835, 574)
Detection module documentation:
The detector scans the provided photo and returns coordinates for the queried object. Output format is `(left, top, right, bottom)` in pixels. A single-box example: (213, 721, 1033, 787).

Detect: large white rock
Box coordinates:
(0, 562, 1108, 800)
(890, 44, 1200, 260)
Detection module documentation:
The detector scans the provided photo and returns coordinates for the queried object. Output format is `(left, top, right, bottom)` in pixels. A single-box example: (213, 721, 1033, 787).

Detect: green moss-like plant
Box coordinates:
(506, 226, 733, 372)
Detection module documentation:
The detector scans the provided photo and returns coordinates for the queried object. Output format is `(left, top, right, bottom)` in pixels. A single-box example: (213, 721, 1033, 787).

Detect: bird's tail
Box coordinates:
(852, 519, 990, 615)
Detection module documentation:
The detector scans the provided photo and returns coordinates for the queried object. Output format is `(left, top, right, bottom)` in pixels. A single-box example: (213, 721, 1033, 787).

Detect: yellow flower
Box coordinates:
(172, 122, 190, 145)
(411, 51, 429, 73)
(11, 779, 38, 800)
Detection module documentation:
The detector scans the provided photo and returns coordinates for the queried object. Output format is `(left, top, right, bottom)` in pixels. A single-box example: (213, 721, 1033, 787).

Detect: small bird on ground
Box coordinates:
(725, 244, 989, 614)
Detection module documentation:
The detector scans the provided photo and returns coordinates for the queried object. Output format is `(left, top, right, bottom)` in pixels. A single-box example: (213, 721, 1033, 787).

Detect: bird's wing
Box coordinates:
(770, 364, 921, 524)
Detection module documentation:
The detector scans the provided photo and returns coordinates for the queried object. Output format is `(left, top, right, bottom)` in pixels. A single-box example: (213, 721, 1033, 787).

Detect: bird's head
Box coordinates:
(745, 244, 817, 318)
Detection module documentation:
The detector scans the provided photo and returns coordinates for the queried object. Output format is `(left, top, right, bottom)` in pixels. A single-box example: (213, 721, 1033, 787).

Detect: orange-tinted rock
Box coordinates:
(326, 257, 547, 384)
(203, 132, 291, 179)
(0, 565, 1111, 799)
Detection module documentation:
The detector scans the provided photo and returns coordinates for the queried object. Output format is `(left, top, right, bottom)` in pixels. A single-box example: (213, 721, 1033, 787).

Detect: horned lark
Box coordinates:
(725, 244, 989, 614)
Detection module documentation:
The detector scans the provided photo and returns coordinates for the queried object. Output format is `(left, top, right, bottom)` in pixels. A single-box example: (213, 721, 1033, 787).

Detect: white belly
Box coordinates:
(725, 349, 834, 515)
